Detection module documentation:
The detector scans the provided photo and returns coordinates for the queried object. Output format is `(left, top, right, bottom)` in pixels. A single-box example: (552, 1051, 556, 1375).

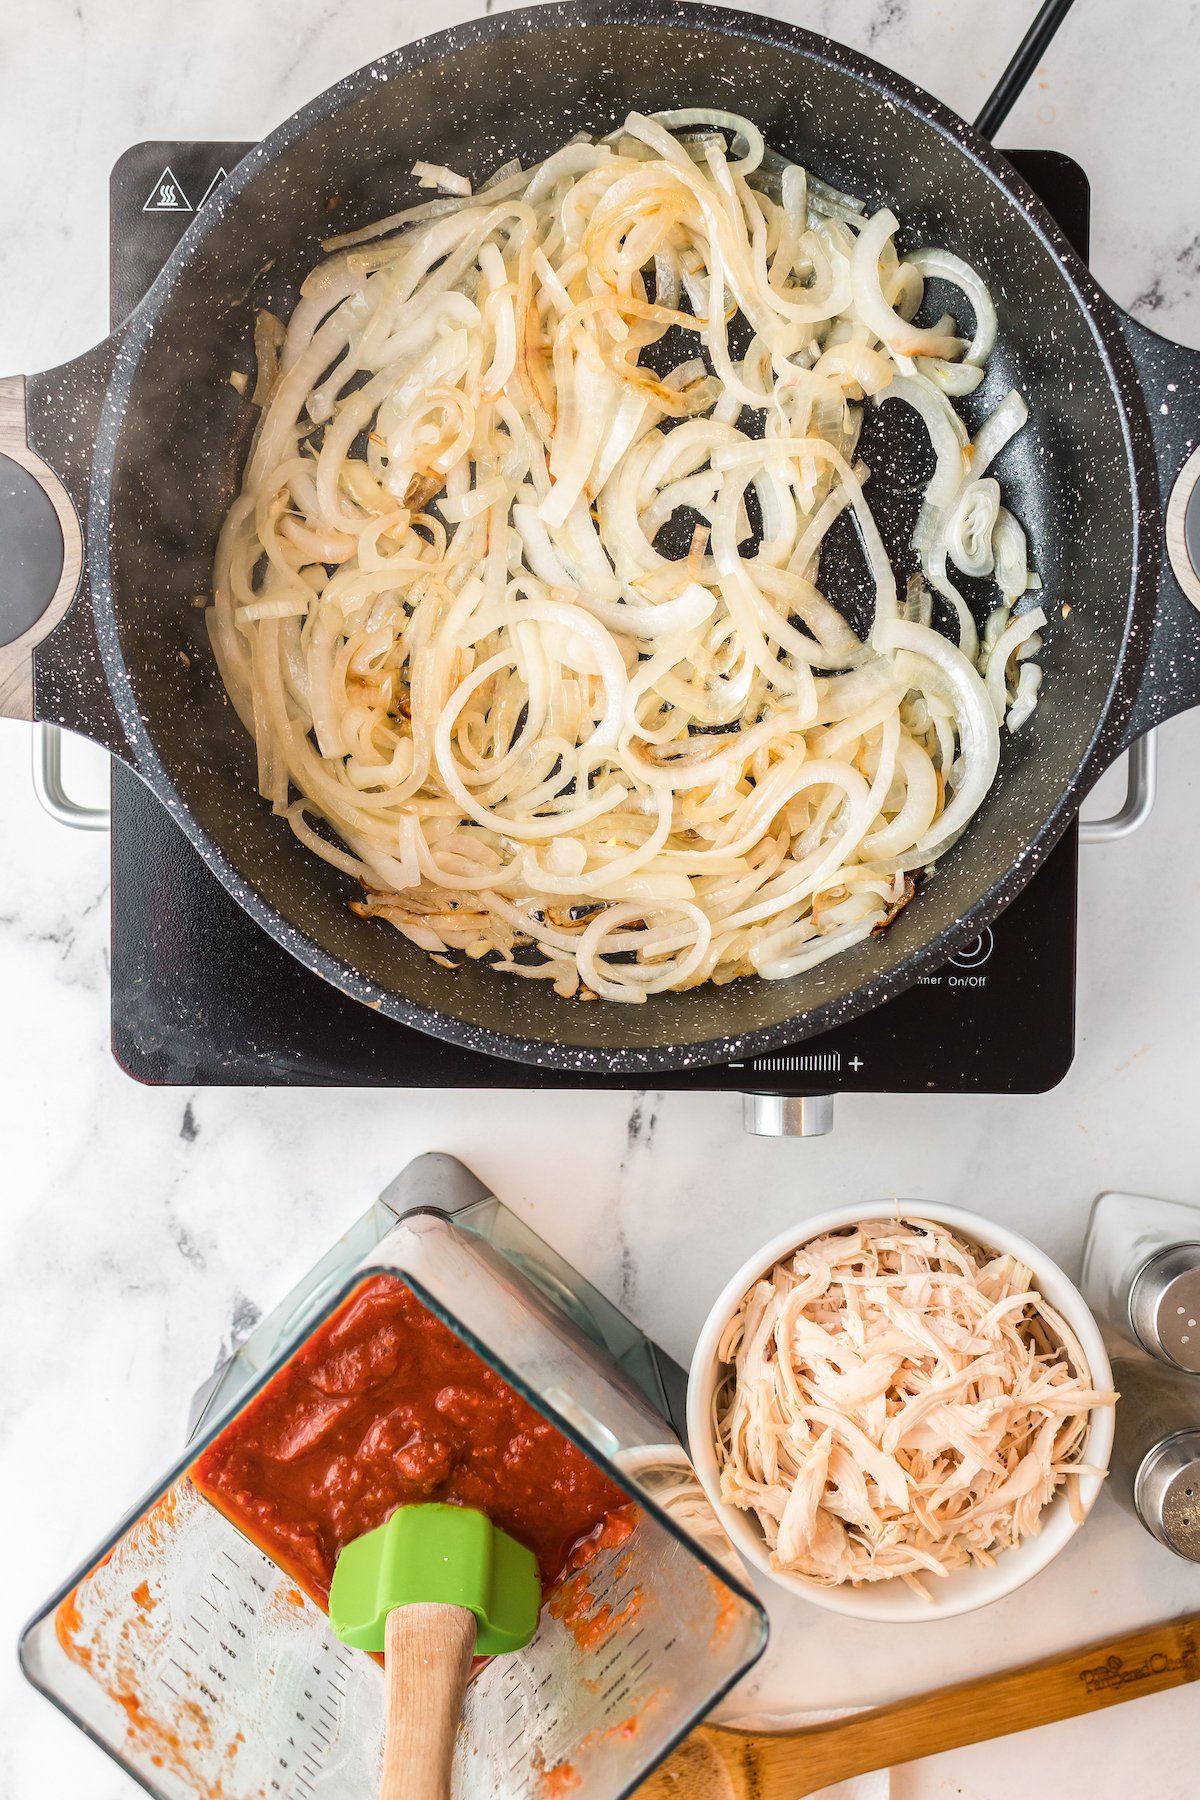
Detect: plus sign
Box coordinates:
(848, 1056, 864, 1071)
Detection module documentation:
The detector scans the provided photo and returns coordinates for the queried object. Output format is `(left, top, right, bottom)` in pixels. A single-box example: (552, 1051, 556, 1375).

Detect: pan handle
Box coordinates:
(0, 335, 129, 755)
(0, 376, 84, 720)
(1114, 310, 1200, 753)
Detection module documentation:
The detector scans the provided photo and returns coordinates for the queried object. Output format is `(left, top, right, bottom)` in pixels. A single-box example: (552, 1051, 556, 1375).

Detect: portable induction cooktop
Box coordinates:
(105, 139, 1084, 1120)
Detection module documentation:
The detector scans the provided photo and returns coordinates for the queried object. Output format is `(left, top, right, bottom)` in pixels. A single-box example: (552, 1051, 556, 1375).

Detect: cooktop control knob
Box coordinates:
(744, 1093, 836, 1137)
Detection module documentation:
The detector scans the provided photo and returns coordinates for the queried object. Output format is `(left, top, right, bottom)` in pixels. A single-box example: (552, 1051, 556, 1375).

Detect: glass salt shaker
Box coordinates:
(1106, 1329, 1200, 1561)
(1080, 1191, 1200, 1372)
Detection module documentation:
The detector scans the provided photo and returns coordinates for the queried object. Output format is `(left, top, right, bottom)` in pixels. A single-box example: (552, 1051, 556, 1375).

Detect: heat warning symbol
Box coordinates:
(142, 166, 192, 213)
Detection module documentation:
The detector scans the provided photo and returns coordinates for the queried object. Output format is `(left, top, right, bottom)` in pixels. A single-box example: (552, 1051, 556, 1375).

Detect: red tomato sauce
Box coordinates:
(190, 1274, 627, 1604)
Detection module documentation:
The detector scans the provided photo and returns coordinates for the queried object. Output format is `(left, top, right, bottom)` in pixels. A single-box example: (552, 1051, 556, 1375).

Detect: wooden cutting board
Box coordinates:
(637, 1610, 1200, 1798)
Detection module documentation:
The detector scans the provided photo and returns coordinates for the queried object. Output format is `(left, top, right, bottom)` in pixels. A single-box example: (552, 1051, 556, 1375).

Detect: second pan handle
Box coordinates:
(1113, 310, 1200, 754)
(0, 333, 128, 755)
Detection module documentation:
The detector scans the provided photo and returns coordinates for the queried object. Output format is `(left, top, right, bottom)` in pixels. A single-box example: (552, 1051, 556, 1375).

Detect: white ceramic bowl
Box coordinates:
(687, 1200, 1114, 1623)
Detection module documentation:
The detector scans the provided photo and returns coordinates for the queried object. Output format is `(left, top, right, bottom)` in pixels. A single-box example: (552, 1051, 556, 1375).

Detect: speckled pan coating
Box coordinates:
(24, 0, 1200, 1072)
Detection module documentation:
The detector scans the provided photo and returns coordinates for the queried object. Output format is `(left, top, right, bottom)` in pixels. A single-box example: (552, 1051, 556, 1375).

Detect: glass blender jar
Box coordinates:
(20, 1153, 767, 1799)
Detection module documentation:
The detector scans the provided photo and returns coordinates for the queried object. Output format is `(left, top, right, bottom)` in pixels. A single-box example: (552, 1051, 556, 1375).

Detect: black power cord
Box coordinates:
(974, 0, 1079, 141)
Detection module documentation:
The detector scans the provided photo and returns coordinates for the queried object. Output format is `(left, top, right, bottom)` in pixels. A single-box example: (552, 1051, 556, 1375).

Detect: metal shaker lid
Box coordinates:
(1129, 1243, 1200, 1372)
(1135, 1432, 1200, 1561)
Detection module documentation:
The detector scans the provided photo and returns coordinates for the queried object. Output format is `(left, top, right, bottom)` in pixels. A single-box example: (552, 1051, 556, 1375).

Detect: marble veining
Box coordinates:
(3, 3, 1200, 1798)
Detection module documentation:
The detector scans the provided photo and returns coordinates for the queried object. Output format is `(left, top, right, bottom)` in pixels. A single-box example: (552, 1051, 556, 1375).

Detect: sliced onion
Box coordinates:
(651, 108, 766, 177)
(1007, 662, 1043, 732)
(945, 478, 1001, 579)
(877, 618, 1000, 858)
(851, 211, 967, 361)
(213, 111, 1041, 1004)
(985, 606, 1047, 723)
(875, 374, 970, 511)
(412, 161, 472, 197)
(907, 247, 997, 365)
(992, 507, 1030, 600)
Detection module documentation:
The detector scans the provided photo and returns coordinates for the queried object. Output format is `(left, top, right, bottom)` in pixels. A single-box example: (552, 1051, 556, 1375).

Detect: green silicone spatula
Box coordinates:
(330, 1503, 541, 1800)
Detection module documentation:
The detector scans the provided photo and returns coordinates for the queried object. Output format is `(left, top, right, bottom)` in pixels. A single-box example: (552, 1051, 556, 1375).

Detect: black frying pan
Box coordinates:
(3, 1, 1200, 1074)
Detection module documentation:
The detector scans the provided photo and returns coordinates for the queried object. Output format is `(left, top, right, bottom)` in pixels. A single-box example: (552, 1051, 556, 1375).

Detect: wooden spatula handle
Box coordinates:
(637, 1609, 1200, 1800)
(380, 1602, 477, 1800)
(773, 1608, 1200, 1792)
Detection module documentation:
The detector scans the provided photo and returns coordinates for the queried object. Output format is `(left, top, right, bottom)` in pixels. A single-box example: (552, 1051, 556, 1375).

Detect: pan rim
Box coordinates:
(85, 0, 1159, 1073)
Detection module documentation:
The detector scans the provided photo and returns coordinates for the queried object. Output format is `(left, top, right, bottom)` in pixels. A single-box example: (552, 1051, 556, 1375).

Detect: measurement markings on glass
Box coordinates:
(290, 1638, 352, 1789)
(182, 1548, 356, 1797)
(598, 1672, 633, 1706)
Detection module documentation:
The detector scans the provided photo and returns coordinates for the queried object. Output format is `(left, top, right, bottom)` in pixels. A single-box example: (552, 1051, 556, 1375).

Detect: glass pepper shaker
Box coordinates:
(1080, 1191, 1200, 1372)
(1106, 1329, 1200, 1561)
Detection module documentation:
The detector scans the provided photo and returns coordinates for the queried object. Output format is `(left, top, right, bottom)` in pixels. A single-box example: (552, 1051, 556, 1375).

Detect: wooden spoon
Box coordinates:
(637, 1610, 1200, 1797)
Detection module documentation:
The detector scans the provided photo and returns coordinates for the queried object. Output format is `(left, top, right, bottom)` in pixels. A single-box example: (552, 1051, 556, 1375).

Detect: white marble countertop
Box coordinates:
(3, 2, 1200, 1796)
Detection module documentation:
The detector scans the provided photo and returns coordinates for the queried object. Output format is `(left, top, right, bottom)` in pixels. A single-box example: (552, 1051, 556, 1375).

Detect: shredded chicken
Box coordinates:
(625, 1452, 743, 1577)
(713, 1218, 1116, 1597)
